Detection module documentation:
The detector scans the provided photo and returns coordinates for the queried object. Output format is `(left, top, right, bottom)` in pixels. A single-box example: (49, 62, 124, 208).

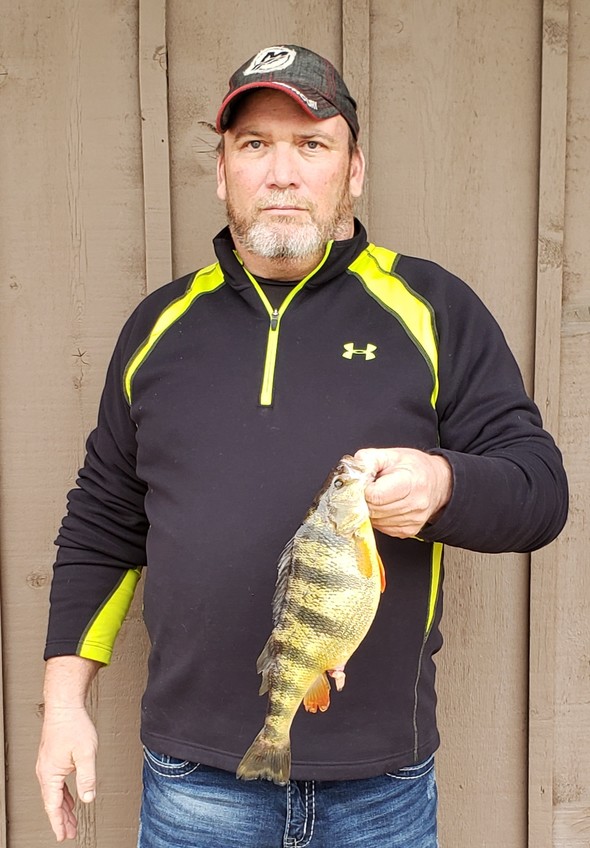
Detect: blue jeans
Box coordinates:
(138, 747, 438, 848)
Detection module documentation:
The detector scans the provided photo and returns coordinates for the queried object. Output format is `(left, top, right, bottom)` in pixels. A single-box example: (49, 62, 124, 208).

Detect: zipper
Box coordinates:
(235, 244, 333, 406)
(260, 308, 281, 404)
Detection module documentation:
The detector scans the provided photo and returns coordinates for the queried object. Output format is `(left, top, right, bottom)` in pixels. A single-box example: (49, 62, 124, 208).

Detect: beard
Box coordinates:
(226, 184, 355, 262)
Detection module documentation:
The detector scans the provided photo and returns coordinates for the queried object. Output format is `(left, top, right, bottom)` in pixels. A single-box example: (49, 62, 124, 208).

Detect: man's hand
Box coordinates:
(36, 706, 98, 841)
(36, 656, 101, 842)
(355, 447, 452, 538)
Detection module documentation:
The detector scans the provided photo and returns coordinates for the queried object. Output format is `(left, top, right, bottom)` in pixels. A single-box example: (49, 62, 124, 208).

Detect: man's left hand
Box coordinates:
(355, 447, 452, 538)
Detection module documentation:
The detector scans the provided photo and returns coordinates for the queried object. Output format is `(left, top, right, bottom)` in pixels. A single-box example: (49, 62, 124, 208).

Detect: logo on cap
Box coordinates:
(243, 46, 297, 76)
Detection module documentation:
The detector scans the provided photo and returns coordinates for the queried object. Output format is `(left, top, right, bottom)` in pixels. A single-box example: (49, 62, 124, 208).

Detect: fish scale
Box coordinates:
(236, 455, 386, 784)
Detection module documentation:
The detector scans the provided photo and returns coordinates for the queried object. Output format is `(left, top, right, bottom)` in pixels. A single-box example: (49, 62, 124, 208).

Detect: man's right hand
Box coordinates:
(36, 656, 101, 842)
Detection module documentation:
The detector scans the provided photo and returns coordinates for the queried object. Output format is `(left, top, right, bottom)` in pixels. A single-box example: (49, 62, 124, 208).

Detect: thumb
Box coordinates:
(74, 752, 97, 803)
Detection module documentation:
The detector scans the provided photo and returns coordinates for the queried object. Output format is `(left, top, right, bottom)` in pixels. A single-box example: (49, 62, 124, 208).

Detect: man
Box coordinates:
(37, 45, 568, 847)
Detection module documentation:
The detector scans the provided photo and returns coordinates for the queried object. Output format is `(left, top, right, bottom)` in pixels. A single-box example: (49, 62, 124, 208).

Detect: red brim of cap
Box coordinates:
(215, 81, 340, 134)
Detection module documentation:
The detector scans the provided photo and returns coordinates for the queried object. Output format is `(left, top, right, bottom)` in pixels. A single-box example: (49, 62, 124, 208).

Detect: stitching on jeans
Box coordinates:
(143, 749, 200, 779)
(283, 783, 293, 848)
(393, 754, 435, 773)
(297, 782, 316, 848)
(385, 763, 435, 780)
(143, 750, 190, 769)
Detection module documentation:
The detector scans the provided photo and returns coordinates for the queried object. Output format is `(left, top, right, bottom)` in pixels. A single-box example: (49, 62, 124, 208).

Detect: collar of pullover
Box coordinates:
(212, 219, 369, 292)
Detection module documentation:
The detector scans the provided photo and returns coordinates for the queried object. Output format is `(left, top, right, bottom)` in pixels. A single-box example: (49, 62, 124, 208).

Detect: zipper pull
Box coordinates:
(270, 309, 279, 330)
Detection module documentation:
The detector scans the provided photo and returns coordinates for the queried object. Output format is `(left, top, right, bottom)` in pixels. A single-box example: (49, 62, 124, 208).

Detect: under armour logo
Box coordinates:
(342, 343, 377, 360)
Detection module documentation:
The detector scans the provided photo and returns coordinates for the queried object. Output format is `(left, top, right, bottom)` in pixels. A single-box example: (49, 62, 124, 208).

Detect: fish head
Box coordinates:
(322, 455, 373, 536)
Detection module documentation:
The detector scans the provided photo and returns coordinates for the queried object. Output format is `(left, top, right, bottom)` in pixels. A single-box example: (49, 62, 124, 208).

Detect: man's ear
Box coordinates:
(216, 149, 227, 201)
(349, 146, 365, 199)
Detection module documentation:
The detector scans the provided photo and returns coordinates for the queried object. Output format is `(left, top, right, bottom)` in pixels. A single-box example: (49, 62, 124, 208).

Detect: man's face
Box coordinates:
(216, 90, 364, 270)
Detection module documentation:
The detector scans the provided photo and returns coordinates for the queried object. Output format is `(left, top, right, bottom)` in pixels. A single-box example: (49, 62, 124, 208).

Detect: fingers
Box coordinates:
(354, 448, 452, 537)
(37, 774, 77, 842)
(354, 447, 399, 478)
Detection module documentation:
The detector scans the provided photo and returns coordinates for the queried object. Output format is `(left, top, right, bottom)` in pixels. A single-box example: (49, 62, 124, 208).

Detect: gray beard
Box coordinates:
(238, 217, 324, 260)
(226, 191, 354, 261)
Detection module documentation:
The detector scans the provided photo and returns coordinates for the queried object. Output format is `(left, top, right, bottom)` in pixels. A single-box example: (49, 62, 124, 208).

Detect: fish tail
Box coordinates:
(236, 728, 291, 785)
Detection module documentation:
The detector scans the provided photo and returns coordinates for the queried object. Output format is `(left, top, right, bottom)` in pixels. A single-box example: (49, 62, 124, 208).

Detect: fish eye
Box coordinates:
(333, 477, 344, 489)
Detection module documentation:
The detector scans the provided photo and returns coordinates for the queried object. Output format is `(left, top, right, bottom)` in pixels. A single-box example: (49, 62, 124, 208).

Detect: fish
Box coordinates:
(236, 454, 386, 785)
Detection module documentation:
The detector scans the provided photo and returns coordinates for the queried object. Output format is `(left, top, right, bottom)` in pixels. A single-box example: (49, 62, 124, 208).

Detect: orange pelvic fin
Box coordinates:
(303, 672, 331, 713)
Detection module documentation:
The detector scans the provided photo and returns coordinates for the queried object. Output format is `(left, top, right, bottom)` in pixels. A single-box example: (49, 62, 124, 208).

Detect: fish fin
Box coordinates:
(303, 672, 331, 713)
(355, 519, 386, 590)
(272, 536, 296, 626)
(378, 551, 386, 592)
(256, 636, 274, 695)
(236, 729, 291, 785)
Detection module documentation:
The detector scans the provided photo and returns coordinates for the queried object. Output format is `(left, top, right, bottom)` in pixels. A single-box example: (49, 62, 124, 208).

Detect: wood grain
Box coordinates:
(139, 0, 172, 290)
(0, 1, 146, 845)
(343, 0, 371, 228)
(528, 0, 570, 845)
(551, 1, 590, 845)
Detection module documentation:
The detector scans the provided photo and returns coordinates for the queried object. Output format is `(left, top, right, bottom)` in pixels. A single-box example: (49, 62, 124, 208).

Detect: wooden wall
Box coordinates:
(0, 1, 587, 846)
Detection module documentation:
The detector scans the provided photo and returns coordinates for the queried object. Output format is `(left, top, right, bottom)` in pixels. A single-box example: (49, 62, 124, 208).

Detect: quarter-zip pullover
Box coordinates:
(46, 223, 567, 779)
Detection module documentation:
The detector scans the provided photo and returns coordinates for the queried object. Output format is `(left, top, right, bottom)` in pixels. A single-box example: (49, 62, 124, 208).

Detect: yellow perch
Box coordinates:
(237, 454, 386, 784)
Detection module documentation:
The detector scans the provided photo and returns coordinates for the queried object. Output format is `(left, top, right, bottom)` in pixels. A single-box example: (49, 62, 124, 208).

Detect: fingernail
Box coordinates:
(82, 791, 95, 803)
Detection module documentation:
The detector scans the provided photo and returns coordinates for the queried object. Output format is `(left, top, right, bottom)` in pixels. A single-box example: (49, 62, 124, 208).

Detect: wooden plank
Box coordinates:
(139, 0, 172, 291)
(0, 0, 146, 845)
(528, 0, 570, 844)
(551, 0, 590, 842)
(342, 0, 371, 228)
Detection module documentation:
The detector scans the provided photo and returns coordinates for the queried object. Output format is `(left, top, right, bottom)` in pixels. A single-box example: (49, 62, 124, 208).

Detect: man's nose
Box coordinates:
(265, 146, 301, 189)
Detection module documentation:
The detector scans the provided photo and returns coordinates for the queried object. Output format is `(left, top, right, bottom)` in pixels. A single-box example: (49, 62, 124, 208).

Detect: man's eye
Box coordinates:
(306, 140, 321, 150)
(246, 140, 262, 150)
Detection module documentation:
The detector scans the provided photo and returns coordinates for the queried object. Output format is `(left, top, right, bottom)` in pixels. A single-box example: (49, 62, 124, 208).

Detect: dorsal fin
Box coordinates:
(271, 535, 296, 626)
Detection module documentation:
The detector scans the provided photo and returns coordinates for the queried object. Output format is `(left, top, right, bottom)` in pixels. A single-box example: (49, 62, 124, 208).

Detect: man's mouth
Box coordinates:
(261, 206, 308, 212)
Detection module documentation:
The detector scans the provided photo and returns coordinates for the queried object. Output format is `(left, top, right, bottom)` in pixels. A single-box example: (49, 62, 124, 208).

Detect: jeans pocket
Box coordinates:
(386, 753, 435, 780)
(143, 746, 201, 778)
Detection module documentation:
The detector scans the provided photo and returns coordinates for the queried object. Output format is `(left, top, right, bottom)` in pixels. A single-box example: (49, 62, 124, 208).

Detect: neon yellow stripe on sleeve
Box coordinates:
(123, 263, 225, 404)
(77, 567, 142, 664)
(425, 543, 443, 637)
(349, 245, 439, 408)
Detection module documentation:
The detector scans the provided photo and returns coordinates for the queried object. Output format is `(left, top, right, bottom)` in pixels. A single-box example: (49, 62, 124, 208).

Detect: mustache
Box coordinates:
(256, 192, 314, 212)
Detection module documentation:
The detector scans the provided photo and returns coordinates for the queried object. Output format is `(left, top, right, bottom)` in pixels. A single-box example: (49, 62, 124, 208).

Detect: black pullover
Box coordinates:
(45, 223, 568, 779)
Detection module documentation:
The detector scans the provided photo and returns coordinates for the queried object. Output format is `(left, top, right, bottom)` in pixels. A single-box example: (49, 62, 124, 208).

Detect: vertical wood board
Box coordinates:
(343, 0, 371, 228)
(551, 0, 590, 844)
(528, 0, 570, 844)
(139, 0, 172, 291)
(0, 1, 146, 845)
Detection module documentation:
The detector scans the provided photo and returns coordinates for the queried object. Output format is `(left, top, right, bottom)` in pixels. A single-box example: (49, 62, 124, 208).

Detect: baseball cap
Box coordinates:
(216, 45, 359, 139)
